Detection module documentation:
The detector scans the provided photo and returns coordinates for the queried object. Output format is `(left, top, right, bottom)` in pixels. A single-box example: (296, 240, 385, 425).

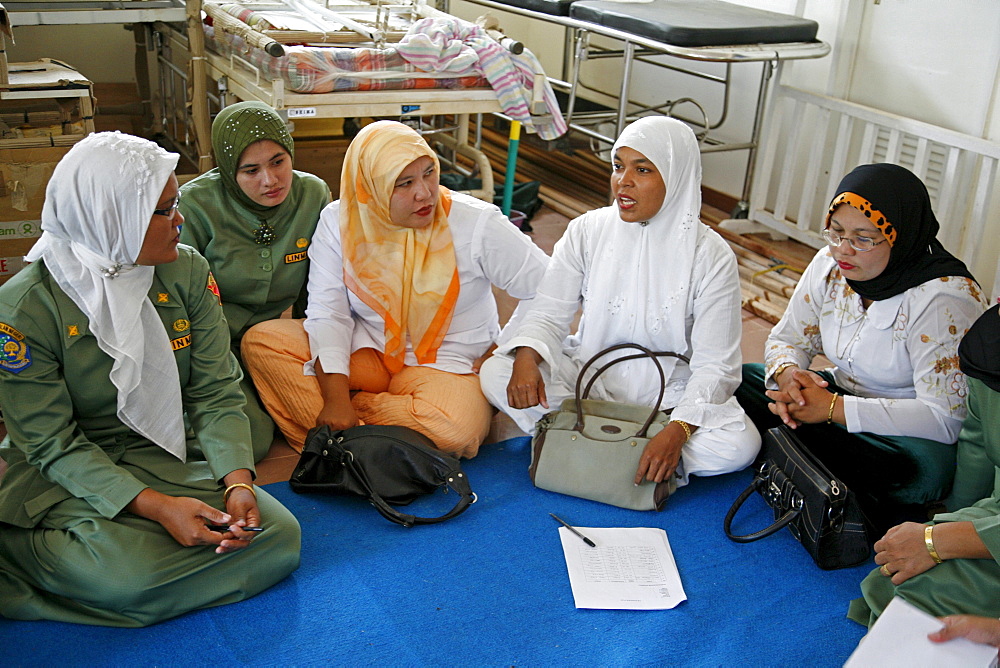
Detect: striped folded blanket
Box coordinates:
(397, 17, 567, 140)
(205, 25, 487, 93)
(205, 12, 566, 140)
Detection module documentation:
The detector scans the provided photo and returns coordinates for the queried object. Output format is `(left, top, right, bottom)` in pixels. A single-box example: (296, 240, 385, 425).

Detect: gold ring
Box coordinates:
(880, 564, 891, 577)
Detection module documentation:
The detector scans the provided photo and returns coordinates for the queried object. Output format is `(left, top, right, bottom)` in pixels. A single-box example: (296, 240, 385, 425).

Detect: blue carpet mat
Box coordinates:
(0, 437, 871, 666)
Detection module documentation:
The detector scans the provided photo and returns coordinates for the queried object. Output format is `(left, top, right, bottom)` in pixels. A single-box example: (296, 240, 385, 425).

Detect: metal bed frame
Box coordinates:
(150, 0, 552, 201)
(445, 0, 829, 213)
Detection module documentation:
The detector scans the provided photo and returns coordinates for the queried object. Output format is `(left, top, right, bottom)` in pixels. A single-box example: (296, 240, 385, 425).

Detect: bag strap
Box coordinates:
(723, 468, 804, 543)
(573, 343, 690, 438)
(338, 447, 476, 528)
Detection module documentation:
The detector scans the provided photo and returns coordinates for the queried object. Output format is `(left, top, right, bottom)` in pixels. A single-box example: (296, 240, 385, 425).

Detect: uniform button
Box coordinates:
(261, 249, 271, 258)
(262, 263, 272, 271)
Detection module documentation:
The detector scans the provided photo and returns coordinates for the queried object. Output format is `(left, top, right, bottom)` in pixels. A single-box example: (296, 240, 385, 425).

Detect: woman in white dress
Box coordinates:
(480, 116, 761, 494)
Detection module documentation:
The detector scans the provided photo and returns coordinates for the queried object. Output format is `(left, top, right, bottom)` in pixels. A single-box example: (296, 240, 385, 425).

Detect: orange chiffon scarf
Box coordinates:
(339, 120, 460, 373)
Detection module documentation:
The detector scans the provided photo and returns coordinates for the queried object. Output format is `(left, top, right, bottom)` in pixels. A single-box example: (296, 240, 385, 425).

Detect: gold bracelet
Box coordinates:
(224, 482, 257, 504)
(925, 525, 943, 564)
(826, 392, 839, 424)
(772, 362, 798, 382)
(672, 420, 692, 442)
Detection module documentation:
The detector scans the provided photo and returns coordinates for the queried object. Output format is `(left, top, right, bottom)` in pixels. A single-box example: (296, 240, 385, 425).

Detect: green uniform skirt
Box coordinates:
(0, 446, 300, 627)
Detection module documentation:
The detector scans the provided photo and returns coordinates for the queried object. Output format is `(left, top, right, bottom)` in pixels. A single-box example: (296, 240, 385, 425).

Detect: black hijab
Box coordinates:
(959, 304, 1000, 393)
(825, 163, 975, 301)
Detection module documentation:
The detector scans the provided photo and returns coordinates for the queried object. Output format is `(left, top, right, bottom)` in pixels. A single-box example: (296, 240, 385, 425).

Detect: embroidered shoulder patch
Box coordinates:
(207, 272, 222, 305)
(0, 322, 32, 373)
(171, 334, 192, 351)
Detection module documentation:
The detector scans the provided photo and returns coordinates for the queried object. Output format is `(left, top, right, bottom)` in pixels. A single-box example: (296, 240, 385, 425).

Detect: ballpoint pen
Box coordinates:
(549, 513, 596, 548)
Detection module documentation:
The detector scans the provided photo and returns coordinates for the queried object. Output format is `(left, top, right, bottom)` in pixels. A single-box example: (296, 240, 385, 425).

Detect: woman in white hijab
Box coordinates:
(480, 117, 760, 494)
(0, 132, 300, 627)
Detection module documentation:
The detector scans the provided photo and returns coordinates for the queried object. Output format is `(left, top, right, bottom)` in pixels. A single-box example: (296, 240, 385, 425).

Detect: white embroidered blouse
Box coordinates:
(764, 247, 989, 443)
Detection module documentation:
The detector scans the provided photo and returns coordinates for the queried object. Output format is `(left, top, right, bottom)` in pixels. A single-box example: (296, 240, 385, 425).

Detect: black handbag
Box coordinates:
(289, 424, 476, 527)
(723, 425, 870, 569)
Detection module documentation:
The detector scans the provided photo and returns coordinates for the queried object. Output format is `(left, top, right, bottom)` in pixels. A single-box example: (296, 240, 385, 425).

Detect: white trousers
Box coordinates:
(479, 351, 761, 487)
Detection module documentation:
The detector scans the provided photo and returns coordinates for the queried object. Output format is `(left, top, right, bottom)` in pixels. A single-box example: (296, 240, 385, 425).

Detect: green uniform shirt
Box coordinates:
(0, 246, 254, 528)
(179, 169, 330, 340)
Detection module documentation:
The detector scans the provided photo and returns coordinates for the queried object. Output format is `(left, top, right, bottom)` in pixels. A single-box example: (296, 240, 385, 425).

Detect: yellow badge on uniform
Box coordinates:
(284, 250, 308, 264)
(207, 272, 222, 305)
(67, 325, 80, 337)
(296, 237, 309, 249)
(0, 322, 32, 374)
(171, 334, 192, 351)
(173, 319, 190, 332)
(157, 292, 170, 303)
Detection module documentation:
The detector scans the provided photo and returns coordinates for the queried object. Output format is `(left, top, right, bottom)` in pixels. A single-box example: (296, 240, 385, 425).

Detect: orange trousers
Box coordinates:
(241, 319, 491, 458)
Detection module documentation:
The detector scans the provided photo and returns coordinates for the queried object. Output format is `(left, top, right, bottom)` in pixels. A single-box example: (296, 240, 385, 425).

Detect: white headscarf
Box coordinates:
(595, 116, 702, 386)
(26, 132, 186, 460)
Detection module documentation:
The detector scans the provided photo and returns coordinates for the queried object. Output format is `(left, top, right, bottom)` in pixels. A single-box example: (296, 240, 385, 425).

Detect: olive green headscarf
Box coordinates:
(211, 101, 295, 217)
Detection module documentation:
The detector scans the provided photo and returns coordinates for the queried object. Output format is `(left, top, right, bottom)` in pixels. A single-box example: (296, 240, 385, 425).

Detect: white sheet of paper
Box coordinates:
(557, 526, 687, 610)
(844, 597, 999, 668)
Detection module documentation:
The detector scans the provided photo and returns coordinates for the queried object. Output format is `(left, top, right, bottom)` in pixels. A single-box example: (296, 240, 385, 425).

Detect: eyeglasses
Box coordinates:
(153, 192, 181, 218)
(820, 228, 886, 253)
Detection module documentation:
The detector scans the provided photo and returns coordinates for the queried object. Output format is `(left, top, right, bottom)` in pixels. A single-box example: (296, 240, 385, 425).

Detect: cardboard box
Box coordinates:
(1, 59, 95, 147)
(1, 145, 71, 284)
(292, 137, 350, 197)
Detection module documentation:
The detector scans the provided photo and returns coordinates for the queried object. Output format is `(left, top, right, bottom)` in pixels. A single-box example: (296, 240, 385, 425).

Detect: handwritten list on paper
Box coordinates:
(558, 527, 687, 610)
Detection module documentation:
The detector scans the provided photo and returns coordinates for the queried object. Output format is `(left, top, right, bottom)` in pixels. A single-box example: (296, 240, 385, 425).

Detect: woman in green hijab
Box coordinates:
(180, 101, 330, 461)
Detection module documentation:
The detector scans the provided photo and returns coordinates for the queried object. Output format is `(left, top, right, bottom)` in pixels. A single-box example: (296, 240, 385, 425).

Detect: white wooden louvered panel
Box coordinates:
(722, 84, 1000, 300)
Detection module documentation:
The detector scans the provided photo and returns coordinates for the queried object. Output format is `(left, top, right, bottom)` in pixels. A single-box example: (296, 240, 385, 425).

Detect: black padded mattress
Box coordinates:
(488, 0, 577, 16)
(568, 0, 819, 47)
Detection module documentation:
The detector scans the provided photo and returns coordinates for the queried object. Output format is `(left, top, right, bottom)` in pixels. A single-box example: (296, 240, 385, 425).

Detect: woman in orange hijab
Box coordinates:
(243, 121, 548, 456)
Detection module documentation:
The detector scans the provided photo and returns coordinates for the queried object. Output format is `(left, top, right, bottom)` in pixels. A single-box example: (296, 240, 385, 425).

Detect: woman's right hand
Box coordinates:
(774, 366, 829, 406)
(127, 488, 233, 549)
(767, 366, 830, 427)
(930, 615, 1000, 648)
(315, 399, 359, 431)
(507, 347, 548, 410)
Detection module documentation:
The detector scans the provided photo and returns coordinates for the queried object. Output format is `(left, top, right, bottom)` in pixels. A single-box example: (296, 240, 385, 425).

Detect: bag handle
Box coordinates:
(723, 467, 804, 543)
(573, 343, 690, 438)
(339, 447, 476, 528)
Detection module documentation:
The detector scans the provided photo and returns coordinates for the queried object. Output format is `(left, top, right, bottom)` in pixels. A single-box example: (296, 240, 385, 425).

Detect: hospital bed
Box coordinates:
(444, 0, 829, 213)
(151, 0, 562, 201)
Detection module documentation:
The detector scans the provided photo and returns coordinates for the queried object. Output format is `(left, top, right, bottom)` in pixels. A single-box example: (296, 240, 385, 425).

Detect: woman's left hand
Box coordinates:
(218, 471, 261, 554)
(472, 343, 498, 374)
(634, 424, 685, 484)
(873, 522, 938, 584)
(766, 385, 838, 426)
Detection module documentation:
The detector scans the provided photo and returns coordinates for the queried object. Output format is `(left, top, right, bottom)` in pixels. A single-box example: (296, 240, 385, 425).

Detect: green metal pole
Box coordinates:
(501, 120, 522, 217)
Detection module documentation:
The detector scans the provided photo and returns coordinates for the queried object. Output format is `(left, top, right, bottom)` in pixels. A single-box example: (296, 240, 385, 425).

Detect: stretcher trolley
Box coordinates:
(151, 0, 564, 201)
(446, 0, 829, 213)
